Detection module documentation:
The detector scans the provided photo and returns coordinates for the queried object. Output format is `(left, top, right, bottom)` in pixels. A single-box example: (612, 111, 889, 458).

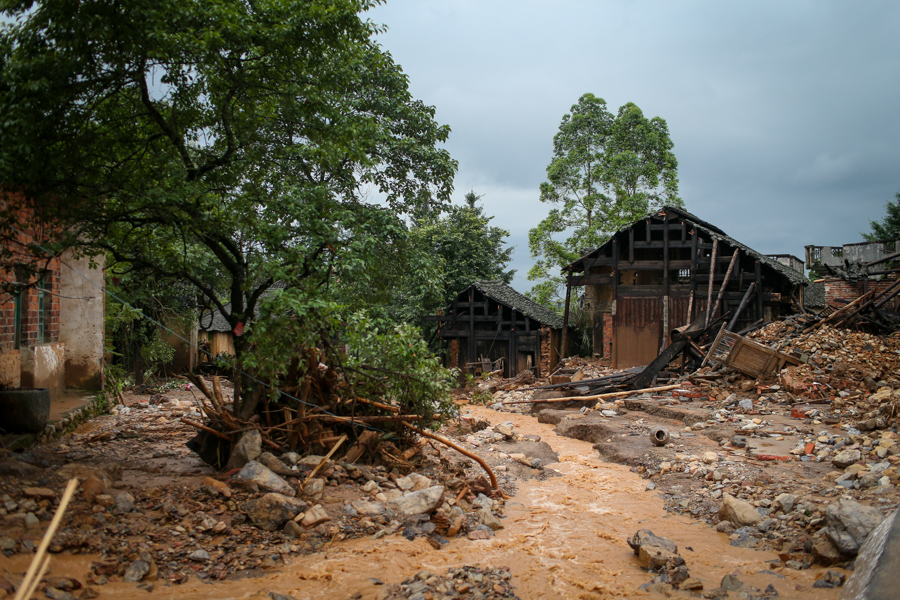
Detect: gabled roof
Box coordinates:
(566, 206, 809, 286)
(198, 281, 286, 332)
(455, 280, 566, 329)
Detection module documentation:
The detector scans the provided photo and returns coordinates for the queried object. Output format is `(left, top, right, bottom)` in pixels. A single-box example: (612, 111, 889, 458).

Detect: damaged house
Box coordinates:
(425, 280, 569, 378)
(562, 206, 809, 369)
(804, 239, 900, 310)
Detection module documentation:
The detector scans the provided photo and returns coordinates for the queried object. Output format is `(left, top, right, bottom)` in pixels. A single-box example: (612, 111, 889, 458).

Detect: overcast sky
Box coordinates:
(369, 0, 900, 293)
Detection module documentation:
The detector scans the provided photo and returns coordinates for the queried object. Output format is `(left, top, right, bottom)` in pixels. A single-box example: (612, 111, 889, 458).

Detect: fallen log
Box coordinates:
(181, 418, 233, 440)
(503, 384, 680, 404)
(402, 422, 498, 491)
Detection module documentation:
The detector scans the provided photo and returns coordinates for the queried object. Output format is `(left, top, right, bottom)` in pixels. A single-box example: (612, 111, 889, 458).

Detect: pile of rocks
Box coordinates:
(376, 566, 519, 600)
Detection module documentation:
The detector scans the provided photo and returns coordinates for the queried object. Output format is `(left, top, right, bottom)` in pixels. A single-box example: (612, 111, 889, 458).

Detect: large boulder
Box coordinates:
(243, 493, 308, 531)
(823, 499, 883, 556)
(627, 530, 679, 570)
(718, 494, 763, 527)
(226, 430, 262, 470)
(231, 461, 294, 496)
(391, 486, 445, 515)
(841, 508, 900, 599)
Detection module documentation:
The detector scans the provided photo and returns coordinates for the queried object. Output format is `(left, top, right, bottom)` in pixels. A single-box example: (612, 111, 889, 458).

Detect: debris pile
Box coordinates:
(376, 566, 519, 600)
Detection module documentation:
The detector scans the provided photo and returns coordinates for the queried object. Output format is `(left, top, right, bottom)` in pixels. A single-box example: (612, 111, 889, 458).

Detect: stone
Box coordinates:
(123, 560, 150, 582)
(361, 480, 380, 494)
(94, 494, 115, 508)
(477, 509, 504, 531)
(627, 530, 679, 570)
(282, 520, 304, 538)
(0, 459, 41, 478)
(300, 505, 330, 528)
(833, 449, 862, 469)
(774, 493, 797, 514)
(495, 424, 513, 437)
(22, 487, 54, 499)
(109, 489, 135, 513)
(718, 493, 763, 527)
(303, 478, 325, 498)
(44, 588, 76, 600)
(823, 499, 883, 555)
(243, 493, 308, 531)
(715, 521, 736, 534)
(232, 461, 295, 496)
(257, 452, 293, 475)
(351, 500, 385, 516)
(811, 539, 842, 566)
(80, 476, 105, 503)
(681, 578, 704, 591)
(702, 452, 718, 464)
(840, 508, 899, 598)
(813, 570, 846, 589)
(225, 429, 262, 470)
(757, 518, 777, 533)
(57, 463, 115, 486)
(24, 512, 39, 529)
(392, 486, 445, 515)
(189, 549, 210, 562)
(721, 574, 743, 591)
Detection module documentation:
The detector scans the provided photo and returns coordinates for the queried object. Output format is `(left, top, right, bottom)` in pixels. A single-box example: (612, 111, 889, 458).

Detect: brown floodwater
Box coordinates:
(2, 406, 843, 599)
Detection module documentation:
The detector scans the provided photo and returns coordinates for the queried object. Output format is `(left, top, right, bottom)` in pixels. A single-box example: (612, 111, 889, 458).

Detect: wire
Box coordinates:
(9, 226, 390, 435)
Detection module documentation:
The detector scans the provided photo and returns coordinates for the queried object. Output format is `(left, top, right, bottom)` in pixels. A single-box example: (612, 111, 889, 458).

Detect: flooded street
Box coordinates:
(1, 403, 844, 599)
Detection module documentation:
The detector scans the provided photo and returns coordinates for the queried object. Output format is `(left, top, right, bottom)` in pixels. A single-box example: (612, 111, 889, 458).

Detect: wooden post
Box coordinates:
(612, 237, 619, 366)
(467, 287, 475, 366)
(712, 249, 740, 320)
(727, 281, 757, 331)
(689, 228, 699, 321)
(755, 260, 763, 322)
(705, 238, 719, 327)
(509, 309, 518, 376)
(663, 212, 670, 349)
(561, 284, 572, 359)
(629, 227, 635, 264)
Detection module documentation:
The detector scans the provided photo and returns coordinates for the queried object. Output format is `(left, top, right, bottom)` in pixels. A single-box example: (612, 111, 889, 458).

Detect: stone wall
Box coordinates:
(539, 327, 551, 376)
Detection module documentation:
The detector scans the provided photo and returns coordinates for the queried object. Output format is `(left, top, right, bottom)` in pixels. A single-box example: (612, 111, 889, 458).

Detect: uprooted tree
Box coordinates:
(0, 0, 459, 439)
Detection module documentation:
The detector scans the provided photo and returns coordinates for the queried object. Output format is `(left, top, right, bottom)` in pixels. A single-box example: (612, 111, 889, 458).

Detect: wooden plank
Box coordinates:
(705, 238, 719, 327)
(712, 249, 740, 320)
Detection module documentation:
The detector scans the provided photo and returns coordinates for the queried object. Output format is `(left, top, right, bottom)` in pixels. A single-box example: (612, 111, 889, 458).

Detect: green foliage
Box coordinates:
(528, 93, 682, 305)
(863, 191, 900, 242)
(0, 0, 457, 415)
(411, 190, 515, 310)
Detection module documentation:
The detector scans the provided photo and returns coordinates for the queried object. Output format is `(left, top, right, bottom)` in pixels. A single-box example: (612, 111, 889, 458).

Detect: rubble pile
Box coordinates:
(0, 388, 513, 590)
(376, 566, 519, 600)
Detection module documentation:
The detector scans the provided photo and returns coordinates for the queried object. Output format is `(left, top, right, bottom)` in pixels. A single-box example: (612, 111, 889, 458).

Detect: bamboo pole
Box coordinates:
(304, 435, 347, 484)
(502, 384, 680, 404)
(711, 249, 739, 321)
(14, 478, 78, 600)
(402, 422, 498, 490)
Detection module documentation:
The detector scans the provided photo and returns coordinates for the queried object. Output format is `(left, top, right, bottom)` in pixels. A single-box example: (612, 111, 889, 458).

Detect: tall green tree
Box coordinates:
(527, 93, 681, 305)
(0, 0, 456, 417)
(863, 190, 900, 242)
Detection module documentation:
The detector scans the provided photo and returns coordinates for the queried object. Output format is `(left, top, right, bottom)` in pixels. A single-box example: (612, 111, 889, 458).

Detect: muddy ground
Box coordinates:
(1, 365, 881, 600)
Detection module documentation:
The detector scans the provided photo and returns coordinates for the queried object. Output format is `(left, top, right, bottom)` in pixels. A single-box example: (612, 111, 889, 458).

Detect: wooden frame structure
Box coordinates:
(424, 281, 569, 378)
(562, 206, 808, 369)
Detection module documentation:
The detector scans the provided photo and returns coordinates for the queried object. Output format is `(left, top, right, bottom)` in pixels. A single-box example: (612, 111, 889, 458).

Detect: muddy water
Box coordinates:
(2, 406, 842, 599)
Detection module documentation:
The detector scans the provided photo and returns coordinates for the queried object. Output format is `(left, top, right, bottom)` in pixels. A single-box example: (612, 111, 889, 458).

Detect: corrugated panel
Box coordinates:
(614, 297, 662, 368)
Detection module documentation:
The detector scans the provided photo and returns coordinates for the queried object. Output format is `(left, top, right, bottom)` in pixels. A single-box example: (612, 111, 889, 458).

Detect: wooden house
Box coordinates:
(562, 206, 808, 368)
(425, 280, 569, 378)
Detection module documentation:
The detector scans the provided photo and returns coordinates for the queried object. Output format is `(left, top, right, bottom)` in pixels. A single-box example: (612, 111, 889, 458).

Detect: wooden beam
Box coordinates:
(727, 281, 757, 331)
(705, 238, 719, 327)
(711, 249, 740, 321)
(755, 260, 763, 322)
(567, 274, 612, 286)
(467, 287, 475, 366)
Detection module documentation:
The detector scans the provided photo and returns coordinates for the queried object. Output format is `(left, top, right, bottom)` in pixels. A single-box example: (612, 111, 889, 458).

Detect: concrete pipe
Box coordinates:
(650, 426, 670, 447)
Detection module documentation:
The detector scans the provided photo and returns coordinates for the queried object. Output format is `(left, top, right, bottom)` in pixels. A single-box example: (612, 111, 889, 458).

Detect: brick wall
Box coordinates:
(602, 313, 613, 358)
(823, 277, 898, 307)
(539, 327, 551, 377)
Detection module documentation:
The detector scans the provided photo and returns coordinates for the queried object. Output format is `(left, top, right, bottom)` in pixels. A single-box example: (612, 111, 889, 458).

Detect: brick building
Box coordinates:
(1, 199, 105, 400)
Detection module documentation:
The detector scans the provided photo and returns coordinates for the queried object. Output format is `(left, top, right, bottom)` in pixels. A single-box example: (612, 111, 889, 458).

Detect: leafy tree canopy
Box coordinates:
(863, 190, 900, 242)
(527, 93, 681, 305)
(0, 0, 457, 417)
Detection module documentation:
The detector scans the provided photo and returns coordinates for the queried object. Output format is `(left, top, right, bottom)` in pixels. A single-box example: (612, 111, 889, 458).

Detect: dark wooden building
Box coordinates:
(426, 280, 569, 378)
(563, 206, 808, 368)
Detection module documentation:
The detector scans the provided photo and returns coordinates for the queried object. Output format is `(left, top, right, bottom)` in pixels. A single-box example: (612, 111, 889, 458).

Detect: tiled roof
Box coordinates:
(464, 280, 565, 329)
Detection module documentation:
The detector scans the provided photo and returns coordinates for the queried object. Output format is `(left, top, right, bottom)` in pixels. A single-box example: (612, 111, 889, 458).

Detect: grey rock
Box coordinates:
(841, 508, 899, 599)
(189, 549, 210, 562)
(257, 452, 294, 476)
(109, 489, 135, 513)
(719, 493, 763, 526)
(833, 449, 862, 469)
(472, 493, 493, 511)
(757, 518, 778, 533)
(123, 560, 150, 582)
(627, 529, 679, 570)
(391, 486, 445, 515)
(226, 430, 262, 470)
(44, 588, 76, 600)
(303, 478, 325, 498)
(721, 574, 743, 591)
(0, 459, 41, 478)
(351, 500, 386, 516)
(774, 493, 797, 514)
(232, 461, 295, 496)
(824, 499, 883, 555)
(282, 520, 304, 538)
(477, 509, 504, 531)
(243, 493, 308, 531)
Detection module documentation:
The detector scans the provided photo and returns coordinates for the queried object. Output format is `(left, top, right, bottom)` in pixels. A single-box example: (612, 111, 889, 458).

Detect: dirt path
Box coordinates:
(1, 403, 844, 599)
